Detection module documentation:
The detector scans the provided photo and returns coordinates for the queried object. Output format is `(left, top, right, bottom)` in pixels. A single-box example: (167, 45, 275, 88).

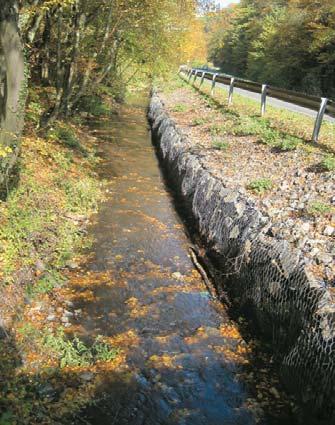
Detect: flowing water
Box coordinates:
(71, 93, 295, 425)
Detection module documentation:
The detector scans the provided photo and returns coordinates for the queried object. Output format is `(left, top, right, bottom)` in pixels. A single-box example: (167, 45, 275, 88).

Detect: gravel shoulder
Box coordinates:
(159, 79, 335, 286)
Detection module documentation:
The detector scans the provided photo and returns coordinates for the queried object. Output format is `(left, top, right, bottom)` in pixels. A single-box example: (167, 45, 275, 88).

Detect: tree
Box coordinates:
(0, 0, 26, 196)
(206, 0, 335, 97)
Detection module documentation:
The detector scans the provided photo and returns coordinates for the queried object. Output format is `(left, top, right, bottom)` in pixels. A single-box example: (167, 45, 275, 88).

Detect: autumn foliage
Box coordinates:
(207, 0, 335, 98)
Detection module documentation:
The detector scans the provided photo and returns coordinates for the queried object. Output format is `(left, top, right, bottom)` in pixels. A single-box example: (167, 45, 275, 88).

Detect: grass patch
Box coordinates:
(183, 74, 335, 157)
(212, 139, 229, 150)
(171, 103, 188, 113)
(307, 201, 333, 216)
(47, 123, 87, 155)
(0, 126, 102, 282)
(321, 154, 335, 172)
(232, 115, 302, 151)
(209, 123, 228, 136)
(192, 117, 209, 126)
(26, 271, 65, 298)
(247, 178, 273, 194)
(275, 135, 301, 152)
(233, 116, 269, 137)
(160, 76, 188, 93)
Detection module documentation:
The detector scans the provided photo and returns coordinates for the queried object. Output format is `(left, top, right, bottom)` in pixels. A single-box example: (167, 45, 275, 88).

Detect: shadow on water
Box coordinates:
(48, 91, 303, 425)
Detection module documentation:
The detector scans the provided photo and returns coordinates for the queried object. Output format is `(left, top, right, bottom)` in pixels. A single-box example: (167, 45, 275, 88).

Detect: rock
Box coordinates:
(35, 259, 46, 272)
(79, 372, 94, 382)
(323, 226, 334, 237)
(300, 222, 310, 233)
(269, 387, 280, 399)
(38, 383, 57, 400)
(63, 310, 74, 318)
(66, 261, 79, 270)
(134, 373, 150, 389)
(47, 314, 56, 322)
(229, 225, 240, 239)
(310, 248, 320, 257)
(317, 254, 333, 265)
(171, 272, 183, 280)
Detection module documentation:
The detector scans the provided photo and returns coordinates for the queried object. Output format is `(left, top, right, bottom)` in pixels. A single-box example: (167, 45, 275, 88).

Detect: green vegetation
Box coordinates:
(0, 135, 101, 279)
(78, 95, 111, 117)
(247, 178, 273, 194)
(212, 139, 229, 150)
(275, 136, 301, 152)
(207, 0, 335, 99)
(44, 330, 119, 368)
(187, 75, 334, 159)
(192, 117, 209, 126)
(26, 271, 65, 298)
(321, 154, 335, 172)
(307, 201, 333, 216)
(2, 324, 120, 424)
(233, 116, 268, 137)
(232, 115, 302, 151)
(172, 103, 189, 113)
(47, 123, 87, 154)
(209, 123, 228, 136)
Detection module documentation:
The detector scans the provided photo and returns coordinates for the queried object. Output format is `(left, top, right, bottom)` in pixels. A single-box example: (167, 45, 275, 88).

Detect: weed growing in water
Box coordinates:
(44, 329, 119, 368)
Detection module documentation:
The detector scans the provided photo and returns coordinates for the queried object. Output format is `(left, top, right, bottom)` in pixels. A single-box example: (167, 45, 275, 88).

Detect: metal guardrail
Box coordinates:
(179, 66, 334, 143)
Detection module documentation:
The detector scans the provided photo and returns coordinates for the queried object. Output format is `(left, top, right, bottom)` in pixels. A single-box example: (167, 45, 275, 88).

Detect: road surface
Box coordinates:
(192, 72, 335, 123)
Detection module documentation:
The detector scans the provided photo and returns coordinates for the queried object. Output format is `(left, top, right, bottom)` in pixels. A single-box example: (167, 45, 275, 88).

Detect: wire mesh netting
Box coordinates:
(149, 92, 335, 420)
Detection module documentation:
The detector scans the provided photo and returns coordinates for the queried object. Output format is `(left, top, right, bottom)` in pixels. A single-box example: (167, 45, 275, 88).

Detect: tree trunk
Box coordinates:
(60, 0, 85, 116)
(0, 0, 26, 197)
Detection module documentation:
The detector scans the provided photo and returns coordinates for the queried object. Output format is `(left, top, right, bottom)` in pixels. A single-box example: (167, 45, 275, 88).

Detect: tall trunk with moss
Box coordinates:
(0, 0, 26, 197)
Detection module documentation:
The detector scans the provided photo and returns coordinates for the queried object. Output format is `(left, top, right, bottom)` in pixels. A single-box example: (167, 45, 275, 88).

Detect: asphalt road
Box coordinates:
(193, 74, 335, 123)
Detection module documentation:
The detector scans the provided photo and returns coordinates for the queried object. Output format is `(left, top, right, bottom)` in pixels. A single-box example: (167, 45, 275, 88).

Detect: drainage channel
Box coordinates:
(71, 92, 296, 425)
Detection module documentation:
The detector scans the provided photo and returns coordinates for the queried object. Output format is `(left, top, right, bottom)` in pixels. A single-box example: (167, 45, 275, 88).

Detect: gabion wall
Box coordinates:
(148, 92, 335, 420)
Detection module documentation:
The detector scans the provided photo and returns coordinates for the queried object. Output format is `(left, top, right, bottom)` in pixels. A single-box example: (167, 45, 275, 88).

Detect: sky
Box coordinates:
(218, 0, 240, 7)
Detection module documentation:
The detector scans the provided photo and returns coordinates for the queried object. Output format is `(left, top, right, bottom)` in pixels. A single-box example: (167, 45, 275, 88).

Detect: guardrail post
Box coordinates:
(193, 70, 198, 84)
(312, 97, 328, 143)
(188, 69, 193, 82)
(228, 77, 235, 106)
(261, 84, 268, 116)
(200, 71, 206, 87)
(211, 73, 217, 96)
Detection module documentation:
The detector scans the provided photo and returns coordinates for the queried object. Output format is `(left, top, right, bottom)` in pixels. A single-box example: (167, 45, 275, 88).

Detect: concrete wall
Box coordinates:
(149, 91, 335, 420)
